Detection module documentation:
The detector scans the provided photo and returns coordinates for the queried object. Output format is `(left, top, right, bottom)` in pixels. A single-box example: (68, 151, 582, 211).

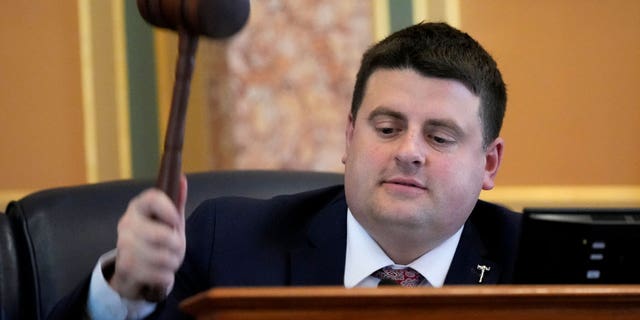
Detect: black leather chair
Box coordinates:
(2, 170, 343, 320)
(0, 213, 26, 320)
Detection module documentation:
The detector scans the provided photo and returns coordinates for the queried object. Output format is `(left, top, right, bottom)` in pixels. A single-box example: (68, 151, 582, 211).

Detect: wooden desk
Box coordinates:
(181, 285, 640, 320)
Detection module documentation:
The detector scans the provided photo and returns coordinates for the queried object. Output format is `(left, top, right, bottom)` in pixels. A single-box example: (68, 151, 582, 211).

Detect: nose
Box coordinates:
(394, 131, 426, 171)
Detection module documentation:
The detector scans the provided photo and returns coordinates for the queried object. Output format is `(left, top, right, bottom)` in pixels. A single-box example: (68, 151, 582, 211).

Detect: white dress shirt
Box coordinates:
(344, 209, 463, 288)
(87, 208, 464, 319)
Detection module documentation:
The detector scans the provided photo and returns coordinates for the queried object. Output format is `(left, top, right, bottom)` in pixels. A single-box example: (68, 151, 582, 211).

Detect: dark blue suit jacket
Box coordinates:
(49, 185, 521, 319)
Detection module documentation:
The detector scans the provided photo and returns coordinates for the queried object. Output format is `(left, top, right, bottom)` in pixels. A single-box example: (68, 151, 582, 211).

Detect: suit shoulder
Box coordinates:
(471, 200, 521, 226)
(178, 185, 346, 290)
(468, 200, 521, 252)
(186, 185, 345, 226)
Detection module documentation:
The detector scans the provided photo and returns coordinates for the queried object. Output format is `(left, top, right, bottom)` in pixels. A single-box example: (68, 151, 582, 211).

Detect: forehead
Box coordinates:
(360, 69, 481, 123)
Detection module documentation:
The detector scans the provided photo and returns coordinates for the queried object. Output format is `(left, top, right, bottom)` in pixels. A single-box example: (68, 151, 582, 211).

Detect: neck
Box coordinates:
(368, 225, 444, 265)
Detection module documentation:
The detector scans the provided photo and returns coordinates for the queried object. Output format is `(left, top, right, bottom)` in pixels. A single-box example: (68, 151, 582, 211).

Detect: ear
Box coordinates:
(341, 113, 356, 164)
(481, 137, 504, 190)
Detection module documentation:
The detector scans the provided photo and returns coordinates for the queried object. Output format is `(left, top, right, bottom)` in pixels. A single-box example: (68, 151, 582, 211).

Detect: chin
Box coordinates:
(372, 203, 432, 226)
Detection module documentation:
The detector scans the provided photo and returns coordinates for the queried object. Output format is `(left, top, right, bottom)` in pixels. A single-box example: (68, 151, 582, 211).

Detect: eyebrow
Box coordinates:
(367, 106, 467, 138)
(367, 107, 407, 122)
(426, 119, 465, 138)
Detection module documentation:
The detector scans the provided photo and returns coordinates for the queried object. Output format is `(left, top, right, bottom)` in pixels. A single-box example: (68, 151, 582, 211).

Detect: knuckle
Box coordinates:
(157, 250, 179, 270)
(147, 227, 169, 245)
(148, 272, 174, 289)
(116, 258, 133, 278)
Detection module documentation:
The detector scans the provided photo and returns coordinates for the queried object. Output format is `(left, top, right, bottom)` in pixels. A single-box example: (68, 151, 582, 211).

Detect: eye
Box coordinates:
(376, 126, 401, 137)
(380, 127, 396, 135)
(432, 135, 448, 144)
(428, 134, 454, 145)
(368, 112, 406, 139)
(372, 118, 404, 138)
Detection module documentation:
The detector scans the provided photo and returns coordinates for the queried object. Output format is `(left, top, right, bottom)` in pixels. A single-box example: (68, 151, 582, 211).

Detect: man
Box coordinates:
(50, 22, 519, 319)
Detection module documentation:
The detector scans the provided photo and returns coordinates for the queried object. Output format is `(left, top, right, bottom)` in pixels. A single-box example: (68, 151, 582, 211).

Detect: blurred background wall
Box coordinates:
(1, 0, 639, 210)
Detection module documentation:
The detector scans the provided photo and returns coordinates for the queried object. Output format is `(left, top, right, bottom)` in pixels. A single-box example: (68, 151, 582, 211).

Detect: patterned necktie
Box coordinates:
(373, 266, 425, 287)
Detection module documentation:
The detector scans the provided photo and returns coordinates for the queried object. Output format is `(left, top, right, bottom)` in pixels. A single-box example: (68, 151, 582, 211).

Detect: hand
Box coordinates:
(109, 175, 188, 300)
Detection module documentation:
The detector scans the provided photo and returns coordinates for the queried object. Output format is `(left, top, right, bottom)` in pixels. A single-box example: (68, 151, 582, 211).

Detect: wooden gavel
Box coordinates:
(136, 0, 250, 302)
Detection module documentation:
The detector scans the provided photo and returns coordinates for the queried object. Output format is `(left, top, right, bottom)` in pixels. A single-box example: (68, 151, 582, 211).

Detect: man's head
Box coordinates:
(342, 22, 506, 264)
(350, 22, 506, 148)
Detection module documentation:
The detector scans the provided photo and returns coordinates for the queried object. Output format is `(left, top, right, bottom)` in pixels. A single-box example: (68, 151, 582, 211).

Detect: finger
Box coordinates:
(133, 220, 184, 256)
(135, 243, 183, 272)
(176, 174, 188, 234)
(131, 188, 182, 229)
(114, 235, 181, 298)
(118, 197, 178, 251)
(121, 231, 183, 271)
(126, 242, 180, 285)
(133, 217, 172, 245)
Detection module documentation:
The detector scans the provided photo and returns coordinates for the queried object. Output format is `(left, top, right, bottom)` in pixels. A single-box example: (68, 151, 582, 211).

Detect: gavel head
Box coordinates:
(137, 0, 250, 38)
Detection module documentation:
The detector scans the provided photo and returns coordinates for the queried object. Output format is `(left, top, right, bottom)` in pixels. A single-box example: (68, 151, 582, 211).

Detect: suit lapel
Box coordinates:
(287, 195, 511, 286)
(444, 219, 501, 285)
(289, 194, 347, 286)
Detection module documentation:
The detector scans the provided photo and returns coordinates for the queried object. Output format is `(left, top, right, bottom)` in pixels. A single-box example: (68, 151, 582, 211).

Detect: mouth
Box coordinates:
(382, 178, 427, 190)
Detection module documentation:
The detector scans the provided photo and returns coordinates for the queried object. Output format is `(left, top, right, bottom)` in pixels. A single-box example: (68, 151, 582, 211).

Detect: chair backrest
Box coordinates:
(0, 213, 27, 320)
(4, 170, 343, 319)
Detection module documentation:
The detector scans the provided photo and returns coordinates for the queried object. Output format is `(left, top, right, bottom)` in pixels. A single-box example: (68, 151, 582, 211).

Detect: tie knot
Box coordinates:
(373, 266, 424, 287)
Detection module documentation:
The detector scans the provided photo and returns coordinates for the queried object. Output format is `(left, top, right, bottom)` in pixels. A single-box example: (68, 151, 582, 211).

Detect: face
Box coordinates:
(343, 68, 503, 248)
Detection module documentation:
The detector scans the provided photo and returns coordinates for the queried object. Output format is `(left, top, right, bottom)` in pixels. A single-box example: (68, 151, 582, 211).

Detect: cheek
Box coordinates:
(434, 154, 484, 186)
(430, 154, 458, 176)
(349, 136, 386, 165)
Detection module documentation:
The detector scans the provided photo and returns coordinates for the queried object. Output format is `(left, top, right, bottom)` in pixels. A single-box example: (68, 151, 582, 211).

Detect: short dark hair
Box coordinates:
(350, 22, 506, 148)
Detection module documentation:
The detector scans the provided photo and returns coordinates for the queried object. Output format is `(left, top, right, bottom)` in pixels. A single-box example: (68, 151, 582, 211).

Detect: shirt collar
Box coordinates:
(344, 208, 463, 288)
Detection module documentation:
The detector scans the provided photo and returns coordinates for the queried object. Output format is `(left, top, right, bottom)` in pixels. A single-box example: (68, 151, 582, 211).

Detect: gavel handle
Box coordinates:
(141, 28, 198, 302)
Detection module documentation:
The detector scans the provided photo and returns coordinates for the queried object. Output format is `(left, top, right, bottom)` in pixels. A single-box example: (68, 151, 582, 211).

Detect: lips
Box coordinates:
(383, 177, 427, 190)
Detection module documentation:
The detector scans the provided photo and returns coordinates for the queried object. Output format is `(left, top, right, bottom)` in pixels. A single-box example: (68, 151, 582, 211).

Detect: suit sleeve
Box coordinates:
(47, 201, 218, 320)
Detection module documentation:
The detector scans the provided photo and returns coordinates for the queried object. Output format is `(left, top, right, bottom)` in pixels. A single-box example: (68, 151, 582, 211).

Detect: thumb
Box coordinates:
(178, 174, 188, 218)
